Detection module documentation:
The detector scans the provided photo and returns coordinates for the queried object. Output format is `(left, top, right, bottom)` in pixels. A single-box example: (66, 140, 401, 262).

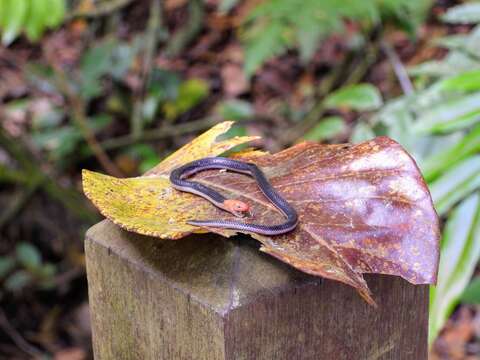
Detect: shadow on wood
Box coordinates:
(85, 220, 428, 360)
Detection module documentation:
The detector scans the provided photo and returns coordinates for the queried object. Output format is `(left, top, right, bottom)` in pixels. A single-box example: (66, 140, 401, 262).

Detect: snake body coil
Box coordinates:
(169, 157, 298, 235)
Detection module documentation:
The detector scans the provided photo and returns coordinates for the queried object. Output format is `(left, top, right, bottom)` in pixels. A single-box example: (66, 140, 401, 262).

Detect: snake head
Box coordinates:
(224, 199, 250, 218)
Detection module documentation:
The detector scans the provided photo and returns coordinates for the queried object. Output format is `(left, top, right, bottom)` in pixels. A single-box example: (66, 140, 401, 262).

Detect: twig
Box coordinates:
(277, 57, 347, 146)
(67, 0, 134, 20)
(0, 127, 98, 223)
(0, 308, 44, 358)
(278, 39, 381, 146)
(53, 267, 85, 287)
(344, 40, 380, 86)
(166, 0, 204, 57)
(131, 0, 163, 139)
(101, 116, 220, 150)
(0, 180, 41, 229)
(381, 40, 414, 96)
(54, 70, 123, 177)
(0, 165, 30, 184)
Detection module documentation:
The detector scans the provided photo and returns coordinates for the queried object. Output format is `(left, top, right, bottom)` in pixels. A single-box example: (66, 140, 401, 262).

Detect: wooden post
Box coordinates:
(85, 220, 428, 360)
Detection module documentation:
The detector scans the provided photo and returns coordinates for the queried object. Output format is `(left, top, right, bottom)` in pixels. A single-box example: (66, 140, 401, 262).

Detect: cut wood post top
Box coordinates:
(86, 220, 323, 316)
(85, 220, 428, 360)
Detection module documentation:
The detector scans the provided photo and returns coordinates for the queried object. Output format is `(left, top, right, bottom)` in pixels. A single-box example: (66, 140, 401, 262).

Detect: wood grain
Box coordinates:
(85, 220, 428, 360)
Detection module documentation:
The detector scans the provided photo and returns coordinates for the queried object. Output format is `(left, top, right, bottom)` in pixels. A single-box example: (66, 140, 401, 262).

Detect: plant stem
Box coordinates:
(278, 38, 381, 146)
(0, 307, 44, 358)
(381, 40, 414, 96)
(54, 70, 123, 177)
(0, 182, 41, 229)
(0, 127, 98, 223)
(0, 165, 30, 184)
(131, 0, 163, 139)
(166, 0, 204, 57)
(277, 58, 346, 146)
(102, 116, 220, 150)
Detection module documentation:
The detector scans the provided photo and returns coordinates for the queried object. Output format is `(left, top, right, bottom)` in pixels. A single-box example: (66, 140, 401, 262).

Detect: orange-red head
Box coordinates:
(223, 199, 250, 218)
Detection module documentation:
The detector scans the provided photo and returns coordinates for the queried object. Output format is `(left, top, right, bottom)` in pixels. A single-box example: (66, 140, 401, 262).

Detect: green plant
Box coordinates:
(0, 242, 57, 295)
(25, 37, 211, 173)
(241, 0, 432, 75)
(324, 3, 480, 345)
(0, 0, 65, 45)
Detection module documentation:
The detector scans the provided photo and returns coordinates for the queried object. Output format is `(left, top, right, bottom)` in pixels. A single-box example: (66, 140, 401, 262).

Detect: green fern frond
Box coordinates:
(242, 0, 433, 76)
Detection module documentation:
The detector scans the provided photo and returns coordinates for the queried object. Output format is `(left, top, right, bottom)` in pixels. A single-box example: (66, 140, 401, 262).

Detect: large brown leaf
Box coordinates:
(83, 123, 440, 305)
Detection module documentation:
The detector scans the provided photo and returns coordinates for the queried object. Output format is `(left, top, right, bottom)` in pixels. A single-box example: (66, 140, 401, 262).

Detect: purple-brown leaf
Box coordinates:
(155, 137, 439, 305)
(84, 125, 440, 305)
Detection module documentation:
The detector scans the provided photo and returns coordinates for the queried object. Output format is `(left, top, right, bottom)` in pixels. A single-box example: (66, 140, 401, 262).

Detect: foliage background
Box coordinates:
(1, 0, 480, 358)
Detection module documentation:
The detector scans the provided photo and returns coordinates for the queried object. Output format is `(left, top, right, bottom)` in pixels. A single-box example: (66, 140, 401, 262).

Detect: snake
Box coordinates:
(169, 157, 298, 235)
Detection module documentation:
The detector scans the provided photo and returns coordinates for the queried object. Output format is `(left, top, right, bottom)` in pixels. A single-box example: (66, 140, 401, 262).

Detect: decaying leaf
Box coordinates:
(83, 122, 440, 305)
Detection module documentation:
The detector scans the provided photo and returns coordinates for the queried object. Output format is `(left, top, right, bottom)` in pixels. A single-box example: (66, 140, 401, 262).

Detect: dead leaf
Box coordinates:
(221, 63, 249, 97)
(431, 307, 475, 360)
(83, 122, 440, 304)
(54, 348, 86, 360)
(165, 0, 188, 10)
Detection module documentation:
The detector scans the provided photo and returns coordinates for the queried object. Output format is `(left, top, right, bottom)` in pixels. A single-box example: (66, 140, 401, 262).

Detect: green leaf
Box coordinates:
(148, 69, 182, 101)
(0, 257, 16, 279)
(442, 3, 480, 24)
(16, 242, 42, 270)
(438, 69, 480, 93)
(5, 270, 32, 291)
(430, 156, 480, 216)
(0, 0, 6, 29)
(422, 123, 480, 181)
(37, 263, 57, 289)
(32, 105, 64, 129)
(412, 92, 480, 134)
(241, 0, 428, 74)
(24, 0, 47, 41)
(409, 52, 480, 78)
(350, 122, 375, 143)
(109, 42, 140, 80)
(44, 0, 65, 28)
(79, 40, 118, 99)
(429, 193, 480, 345)
(461, 277, 480, 304)
(1, 0, 28, 45)
(243, 21, 286, 77)
(302, 116, 346, 142)
(324, 84, 382, 111)
(88, 115, 113, 133)
(162, 79, 209, 120)
(125, 144, 162, 174)
(32, 125, 82, 158)
(215, 99, 254, 121)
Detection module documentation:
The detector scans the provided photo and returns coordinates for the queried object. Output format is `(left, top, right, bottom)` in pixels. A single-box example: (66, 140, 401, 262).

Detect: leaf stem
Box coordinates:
(0, 126, 98, 223)
(54, 69, 124, 177)
(381, 40, 414, 96)
(131, 0, 163, 139)
(102, 116, 220, 150)
(165, 0, 204, 57)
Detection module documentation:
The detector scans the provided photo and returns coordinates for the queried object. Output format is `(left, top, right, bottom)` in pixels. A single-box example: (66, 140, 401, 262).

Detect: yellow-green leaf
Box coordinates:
(83, 121, 260, 239)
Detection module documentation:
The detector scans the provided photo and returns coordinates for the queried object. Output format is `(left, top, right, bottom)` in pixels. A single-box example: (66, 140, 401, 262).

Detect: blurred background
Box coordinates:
(1, 0, 480, 358)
